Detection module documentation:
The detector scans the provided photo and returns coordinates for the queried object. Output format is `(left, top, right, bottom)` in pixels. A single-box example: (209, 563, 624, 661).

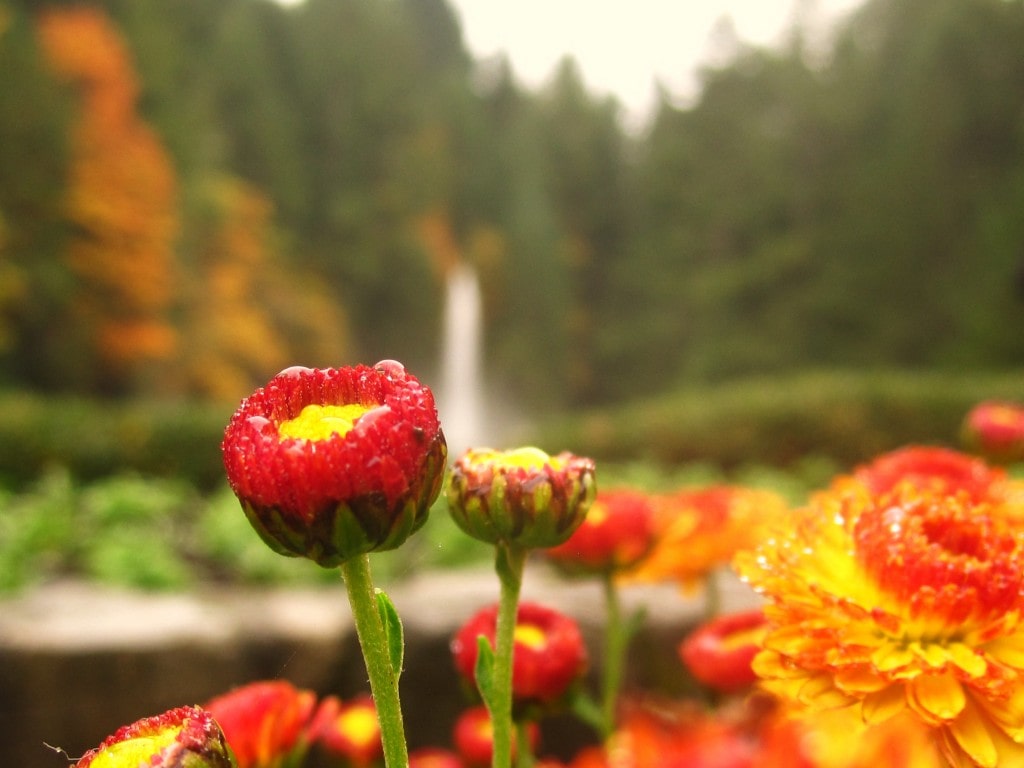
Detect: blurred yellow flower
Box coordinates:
(624, 486, 788, 590)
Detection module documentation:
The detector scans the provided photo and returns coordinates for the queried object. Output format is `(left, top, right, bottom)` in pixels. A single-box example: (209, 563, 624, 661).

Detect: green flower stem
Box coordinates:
(514, 717, 535, 768)
(490, 542, 528, 768)
(340, 554, 409, 768)
(600, 573, 626, 738)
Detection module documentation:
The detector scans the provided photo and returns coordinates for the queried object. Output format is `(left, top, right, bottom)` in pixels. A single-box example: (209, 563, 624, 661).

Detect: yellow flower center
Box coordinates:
(337, 705, 379, 747)
(278, 403, 372, 441)
(88, 729, 181, 768)
(514, 623, 549, 650)
(585, 502, 608, 526)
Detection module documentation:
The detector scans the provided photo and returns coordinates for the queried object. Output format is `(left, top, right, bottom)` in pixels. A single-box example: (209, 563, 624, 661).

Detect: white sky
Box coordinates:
(447, 0, 864, 125)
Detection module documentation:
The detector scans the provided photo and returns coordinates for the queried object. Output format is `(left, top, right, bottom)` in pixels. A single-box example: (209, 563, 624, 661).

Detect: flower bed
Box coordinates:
(7, 362, 1024, 768)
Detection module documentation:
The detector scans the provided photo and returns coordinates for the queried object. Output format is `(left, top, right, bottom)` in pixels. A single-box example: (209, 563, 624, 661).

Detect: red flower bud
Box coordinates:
(73, 706, 234, 768)
(452, 601, 588, 707)
(222, 362, 446, 566)
(679, 609, 767, 694)
(446, 447, 596, 548)
(544, 489, 656, 574)
(204, 680, 317, 768)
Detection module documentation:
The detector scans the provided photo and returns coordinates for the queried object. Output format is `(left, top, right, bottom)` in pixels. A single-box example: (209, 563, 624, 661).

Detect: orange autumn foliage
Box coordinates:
(35, 6, 178, 376)
(180, 176, 350, 402)
(181, 178, 290, 401)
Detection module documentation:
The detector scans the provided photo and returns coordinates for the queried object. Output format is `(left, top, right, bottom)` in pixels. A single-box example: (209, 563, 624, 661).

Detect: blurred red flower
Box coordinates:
(204, 680, 316, 768)
(408, 746, 464, 768)
(544, 488, 657, 575)
(679, 609, 766, 694)
(452, 706, 538, 768)
(962, 401, 1024, 463)
(452, 601, 588, 708)
(310, 694, 382, 767)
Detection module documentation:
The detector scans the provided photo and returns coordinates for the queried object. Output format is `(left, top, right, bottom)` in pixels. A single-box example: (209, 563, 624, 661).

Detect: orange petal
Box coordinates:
(949, 699, 999, 768)
(861, 684, 908, 725)
(910, 673, 966, 721)
(834, 667, 889, 694)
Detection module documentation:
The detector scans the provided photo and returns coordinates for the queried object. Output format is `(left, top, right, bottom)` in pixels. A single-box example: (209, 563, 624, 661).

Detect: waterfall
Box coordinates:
(438, 263, 486, 456)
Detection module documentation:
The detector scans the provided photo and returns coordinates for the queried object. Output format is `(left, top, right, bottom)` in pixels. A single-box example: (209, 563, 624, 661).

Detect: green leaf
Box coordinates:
(474, 634, 497, 709)
(375, 589, 404, 679)
(624, 606, 647, 643)
(566, 689, 605, 736)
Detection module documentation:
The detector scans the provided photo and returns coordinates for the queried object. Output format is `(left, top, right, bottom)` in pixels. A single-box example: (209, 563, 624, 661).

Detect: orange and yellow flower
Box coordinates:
(623, 486, 788, 590)
(221, 361, 447, 567)
(735, 447, 1024, 768)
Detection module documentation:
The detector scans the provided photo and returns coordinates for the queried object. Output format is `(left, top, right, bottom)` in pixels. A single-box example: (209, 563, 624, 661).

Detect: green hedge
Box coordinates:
(0, 393, 232, 490)
(1, 369, 1021, 490)
(535, 369, 1024, 470)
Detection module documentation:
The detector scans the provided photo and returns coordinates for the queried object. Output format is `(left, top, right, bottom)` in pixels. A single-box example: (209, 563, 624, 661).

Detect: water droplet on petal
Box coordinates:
(246, 416, 273, 433)
(374, 359, 406, 379)
(353, 405, 392, 435)
(278, 365, 314, 380)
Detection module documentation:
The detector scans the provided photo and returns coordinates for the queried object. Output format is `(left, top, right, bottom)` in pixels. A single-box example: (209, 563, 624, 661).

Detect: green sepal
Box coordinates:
(375, 589, 404, 679)
(474, 634, 498, 710)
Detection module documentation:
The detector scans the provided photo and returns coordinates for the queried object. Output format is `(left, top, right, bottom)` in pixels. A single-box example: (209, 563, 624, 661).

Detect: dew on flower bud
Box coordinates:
(374, 359, 407, 379)
(245, 416, 274, 434)
(278, 365, 315, 380)
(352, 405, 392, 435)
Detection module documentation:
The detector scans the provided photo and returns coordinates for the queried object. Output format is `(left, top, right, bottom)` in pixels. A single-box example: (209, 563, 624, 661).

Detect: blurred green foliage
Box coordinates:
(0, 0, 1023, 409)
(0, 392, 231, 489)
(1, 367, 1020, 593)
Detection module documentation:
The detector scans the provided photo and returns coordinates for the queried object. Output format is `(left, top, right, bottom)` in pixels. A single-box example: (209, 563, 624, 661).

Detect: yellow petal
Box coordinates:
(983, 636, 1024, 669)
(752, 650, 806, 680)
(949, 699, 999, 768)
(862, 684, 908, 725)
(911, 641, 951, 669)
(798, 674, 854, 709)
(910, 673, 966, 721)
(947, 643, 988, 679)
(872, 644, 915, 672)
